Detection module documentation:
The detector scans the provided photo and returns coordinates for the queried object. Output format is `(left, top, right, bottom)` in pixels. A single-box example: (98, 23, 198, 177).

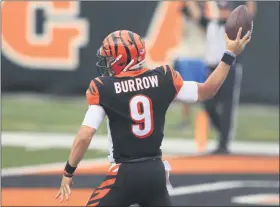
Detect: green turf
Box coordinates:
(2, 146, 108, 168)
(2, 96, 279, 141)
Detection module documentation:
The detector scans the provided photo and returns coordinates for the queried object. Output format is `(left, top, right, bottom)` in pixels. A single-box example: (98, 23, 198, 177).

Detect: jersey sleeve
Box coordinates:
(82, 105, 106, 129)
(86, 80, 100, 105)
(165, 65, 184, 97)
(175, 81, 198, 103)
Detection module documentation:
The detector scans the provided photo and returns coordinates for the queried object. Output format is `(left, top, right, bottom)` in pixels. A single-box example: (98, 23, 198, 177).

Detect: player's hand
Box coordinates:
(225, 27, 251, 56)
(55, 175, 73, 203)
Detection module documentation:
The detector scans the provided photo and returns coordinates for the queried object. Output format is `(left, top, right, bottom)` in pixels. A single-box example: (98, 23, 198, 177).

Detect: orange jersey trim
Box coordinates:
(169, 66, 183, 96)
(86, 80, 100, 105)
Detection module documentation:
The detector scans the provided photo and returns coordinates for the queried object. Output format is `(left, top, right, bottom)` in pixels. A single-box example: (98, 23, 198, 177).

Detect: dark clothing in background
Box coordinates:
(204, 63, 243, 151)
(180, 1, 244, 152)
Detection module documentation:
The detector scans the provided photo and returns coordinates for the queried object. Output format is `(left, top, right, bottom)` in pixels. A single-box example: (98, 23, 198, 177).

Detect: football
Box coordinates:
(225, 5, 253, 40)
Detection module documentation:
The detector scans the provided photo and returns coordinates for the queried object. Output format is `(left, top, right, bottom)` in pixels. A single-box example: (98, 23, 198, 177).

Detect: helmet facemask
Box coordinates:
(96, 48, 127, 76)
(96, 49, 115, 77)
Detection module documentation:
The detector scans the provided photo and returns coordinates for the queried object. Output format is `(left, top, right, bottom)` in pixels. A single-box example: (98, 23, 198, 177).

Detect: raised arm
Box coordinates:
(175, 28, 251, 103)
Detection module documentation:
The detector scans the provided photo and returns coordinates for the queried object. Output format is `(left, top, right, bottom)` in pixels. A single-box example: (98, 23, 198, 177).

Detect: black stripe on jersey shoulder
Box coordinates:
(89, 79, 100, 94)
(166, 64, 178, 78)
(91, 78, 98, 87)
(166, 64, 172, 73)
(90, 83, 97, 94)
(150, 65, 174, 85)
(152, 65, 172, 75)
(93, 76, 107, 87)
(93, 76, 116, 94)
(89, 85, 94, 95)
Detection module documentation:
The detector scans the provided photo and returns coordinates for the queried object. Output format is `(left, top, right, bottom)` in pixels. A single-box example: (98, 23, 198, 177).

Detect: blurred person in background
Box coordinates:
(203, 0, 256, 154)
(173, 1, 220, 152)
(173, 1, 207, 130)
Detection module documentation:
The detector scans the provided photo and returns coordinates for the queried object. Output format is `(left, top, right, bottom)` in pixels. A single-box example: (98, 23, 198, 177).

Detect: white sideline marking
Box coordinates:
(2, 158, 109, 177)
(169, 180, 279, 196)
(2, 156, 175, 177)
(232, 194, 279, 205)
(170, 181, 242, 196)
(2, 132, 279, 177)
(2, 132, 279, 155)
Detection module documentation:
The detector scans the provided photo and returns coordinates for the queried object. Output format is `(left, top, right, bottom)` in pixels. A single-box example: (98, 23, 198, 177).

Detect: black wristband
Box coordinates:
(64, 161, 77, 177)
(221, 51, 236, 66)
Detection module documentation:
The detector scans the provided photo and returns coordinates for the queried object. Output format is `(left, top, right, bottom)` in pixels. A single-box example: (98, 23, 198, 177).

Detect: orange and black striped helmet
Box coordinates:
(96, 30, 146, 76)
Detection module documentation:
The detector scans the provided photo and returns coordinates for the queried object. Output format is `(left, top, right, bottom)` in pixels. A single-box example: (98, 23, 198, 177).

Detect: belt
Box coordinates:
(116, 155, 162, 164)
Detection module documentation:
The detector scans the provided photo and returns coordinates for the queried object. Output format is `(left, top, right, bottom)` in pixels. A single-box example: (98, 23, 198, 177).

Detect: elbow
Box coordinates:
(77, 126, 96, 142)
(80, 134, 93, 143)
(78, 134, 93, 145)
(209, 92, 217, 100)
(206, 92, 217, 100)
(207, 87, 220, 100)
(199, 91, 216, 102)
(208, 88, 219, 99)
(198, 84, 218, 102)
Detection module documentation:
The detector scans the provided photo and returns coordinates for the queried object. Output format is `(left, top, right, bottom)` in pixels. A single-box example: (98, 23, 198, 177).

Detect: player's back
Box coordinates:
(86, 65, 182, 163)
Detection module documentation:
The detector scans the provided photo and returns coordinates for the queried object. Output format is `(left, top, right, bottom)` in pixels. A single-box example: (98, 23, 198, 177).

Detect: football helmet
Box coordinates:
(96, 30, 146, 76)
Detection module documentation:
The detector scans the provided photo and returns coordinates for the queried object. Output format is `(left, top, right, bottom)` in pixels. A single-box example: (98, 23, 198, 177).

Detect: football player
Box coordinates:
(56, 28, 250, 206)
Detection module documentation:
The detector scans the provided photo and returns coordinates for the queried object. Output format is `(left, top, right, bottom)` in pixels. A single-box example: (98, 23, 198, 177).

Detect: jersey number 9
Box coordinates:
(129, 95, 154, 139)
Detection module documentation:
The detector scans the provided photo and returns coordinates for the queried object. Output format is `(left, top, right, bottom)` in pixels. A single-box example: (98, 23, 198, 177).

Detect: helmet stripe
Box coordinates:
(128, 31, 139, 60)
(107, 36, 115, 57)
(106, 38, 113, 56)
(119, 30, 131, 66)
(111, 32, 118, 56)
(138, 35, 144, 48)
(101, 44, 108, 56)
